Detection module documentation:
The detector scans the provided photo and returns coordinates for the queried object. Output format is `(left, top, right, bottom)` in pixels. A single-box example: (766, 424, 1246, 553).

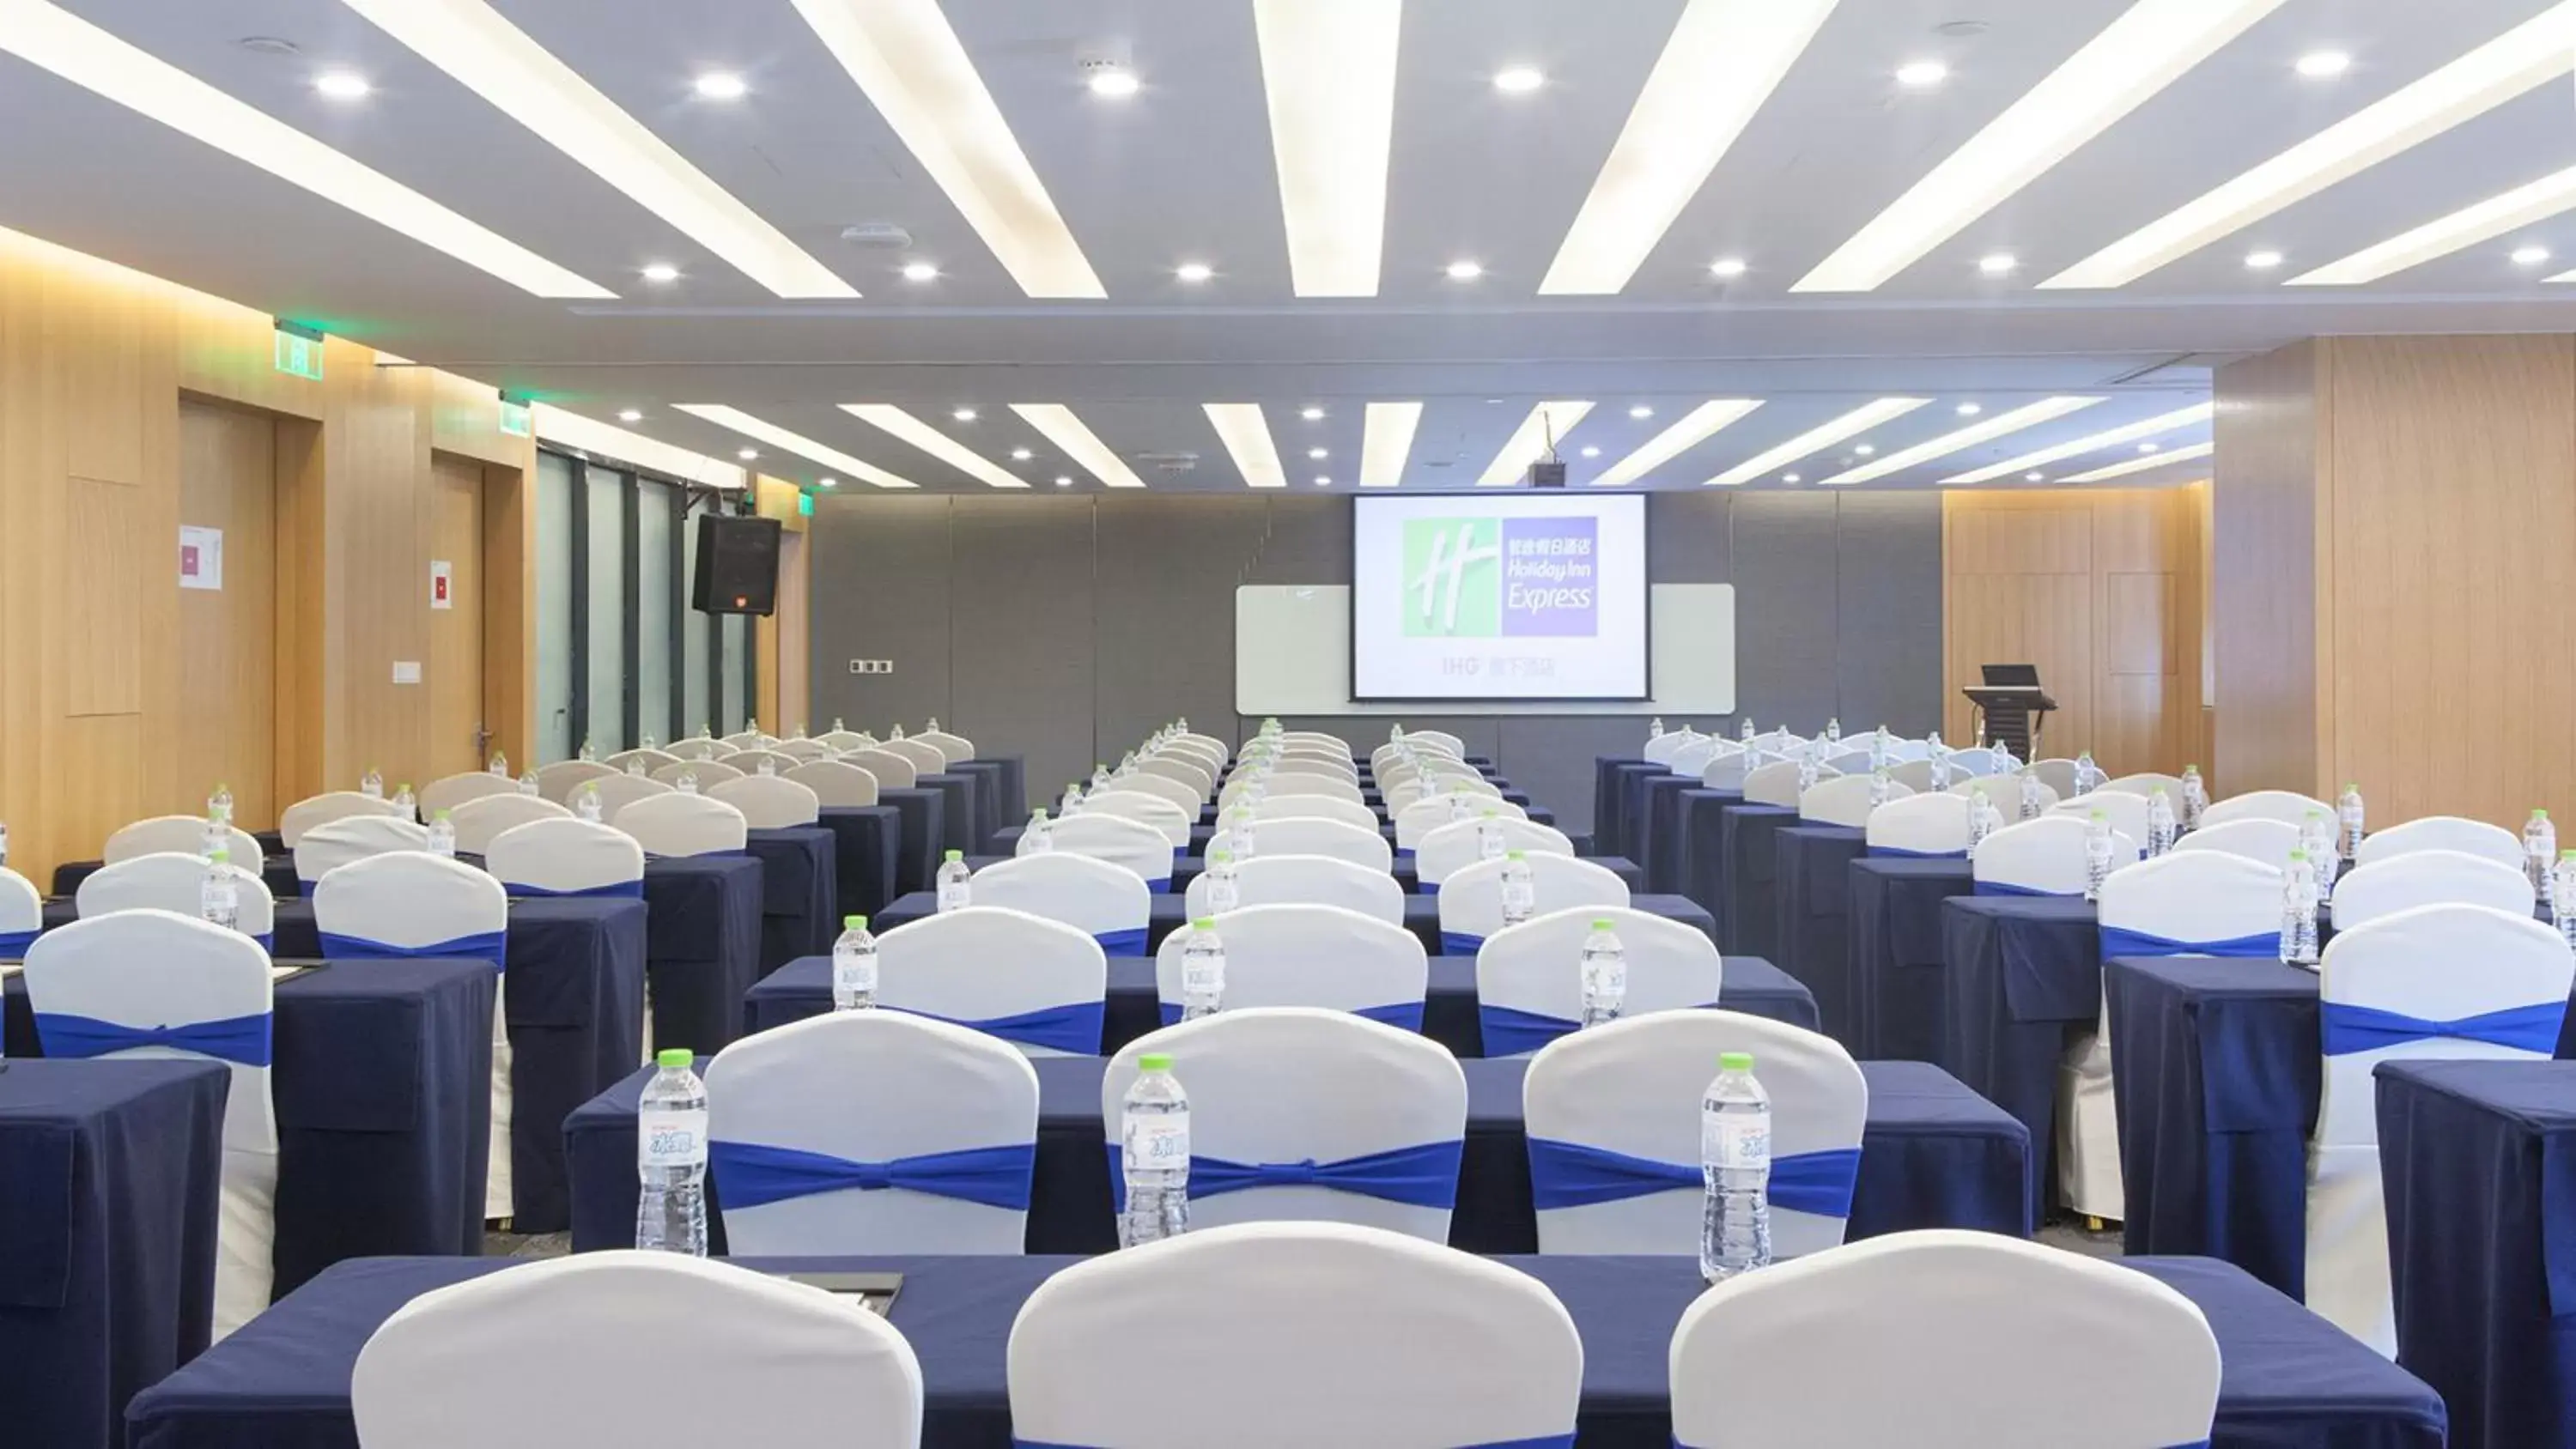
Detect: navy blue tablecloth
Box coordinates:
(744, 951, 1818, 1058)
(6, 958, 495, 1294)
(1640, 774, 1701, 894)
(1718, 803, 1800, 960)
(1672, 788, 1739, 921)
(564, 1055, 2022, 1256)
(917, 773, 981, 860)
(1773, 825, 1867, 1046)
(1, 1058, 227, 1449)
(1936, 893, 2099, 1225)
(869, 888, 1714, 960)
(878, 786, 947, 896)
(1849, 858, 1977, 1064)
(817, 805, 901, 920)
(2104, 954, 2324, 1298)
(129, 1250, 2440, 1449)
(2374, 1059, 2576, 1449)
(52, 855, 300, 900)
(639, 854, 764, 1053)
(1618, 766, 1670, 864)
(952, 761, 1012, 852)
(1595, 756, 1656, 858)
(744, 827, 836, 977)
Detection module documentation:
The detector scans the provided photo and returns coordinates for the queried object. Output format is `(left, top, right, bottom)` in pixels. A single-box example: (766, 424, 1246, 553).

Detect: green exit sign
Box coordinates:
(271, 328, 323, 381)
(498, 399, 532, 436)
(798, 491, 814, 517)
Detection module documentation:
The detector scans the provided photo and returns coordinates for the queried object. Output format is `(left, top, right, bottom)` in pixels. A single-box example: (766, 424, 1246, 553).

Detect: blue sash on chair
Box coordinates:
(1110, 1138, 1463, 1210)
(319, 929, 510, 973)
(1526, 1137, 1862, 1219)
(2321, 1000, 2567, 1057)
(709, 1138, 1035, 1210)
(0, 927, 38, 958)
(1025, 1438, 1569, 1449)
(1095, 925, 1149, 956)
(1442, 931, 1485, 955)
(501, 878, 646, 899)
(1157, 1000, 1424, 1031)
(35, 1010, 274, 1067)
(249, 931, 276, 954)
(1477, 1002, 1722, 1058)
(1972, 879, 2067, 897)
(2098, 926, 2280, 959)
(1868, 845, 1967, 859)
(889, 999, 1104, 1055)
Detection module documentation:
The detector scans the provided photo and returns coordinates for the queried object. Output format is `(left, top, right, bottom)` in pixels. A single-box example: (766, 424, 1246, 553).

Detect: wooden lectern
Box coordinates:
(1965, 663, 2056, 761)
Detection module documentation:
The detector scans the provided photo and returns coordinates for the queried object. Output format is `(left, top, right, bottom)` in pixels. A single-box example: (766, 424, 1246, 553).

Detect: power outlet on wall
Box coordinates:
(848, 659, 894, 675)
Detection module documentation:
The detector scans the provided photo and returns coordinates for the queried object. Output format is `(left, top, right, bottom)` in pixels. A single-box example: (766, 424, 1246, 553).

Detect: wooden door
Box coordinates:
(178, 401, 276, 828)
(428, 456, 486, 779)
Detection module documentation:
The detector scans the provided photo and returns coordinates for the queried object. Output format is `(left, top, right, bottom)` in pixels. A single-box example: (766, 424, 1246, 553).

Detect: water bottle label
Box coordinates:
(1182, 957, 1224, 996)
(641, 1109, 708, 1168)
(938, 886, 970, 912)
(834, 960, 876, 997)
(1127, 1118, 1189, 1171)
(1712, 1115, 1771, 1171)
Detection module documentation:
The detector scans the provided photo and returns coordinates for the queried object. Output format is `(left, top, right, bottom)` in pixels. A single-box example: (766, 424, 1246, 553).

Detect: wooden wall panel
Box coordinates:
(2211, 342, 2326, 797)
(178, 402, 277, 827)
(428, 457, 486, 779)
(63, 476, 146, 716)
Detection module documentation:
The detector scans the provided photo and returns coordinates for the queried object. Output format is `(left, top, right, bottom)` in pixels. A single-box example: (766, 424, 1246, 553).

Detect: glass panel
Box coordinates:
(585, 463, 629, 755)
(534, 452, 576, 763)
(683, 512, 711, 738)
(636, 478, 675, 746)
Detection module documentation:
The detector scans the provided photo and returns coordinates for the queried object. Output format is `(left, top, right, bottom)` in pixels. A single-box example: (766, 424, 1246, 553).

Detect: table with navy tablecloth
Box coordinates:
(5, 957, 495, 1294)
(744, 827, 836, 977)
(563, 1055, 2023, 1256)
(1617, 765, 1672, 865)
(916, 772, 982, 859)
(638, 854, 764, 1053)
(130, 1249, 2440, 1449)
(867, 888, 1714, 959)
(1772, 825, 1867, 1045)
(1717, 803, 1800, 960)
(2373, 1058, 2576, 1449)
(1935, 892, 2099, 1225)
(817, 805, 901, 920)
(877, 786, 947, 895)
(0, 1058, 227, 1449)
(1847, 856, 1977, 1064)
(51, 853, 301, 901)
(952, 759, 1019, 851)
(1638, 773, 1702, 894)
(1675, 788, 1740, 919)
(744, 950, 1820, 1057)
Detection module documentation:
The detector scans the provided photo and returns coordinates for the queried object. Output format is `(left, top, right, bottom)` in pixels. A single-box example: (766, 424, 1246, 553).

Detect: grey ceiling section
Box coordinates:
(807, 491, 1941, 834)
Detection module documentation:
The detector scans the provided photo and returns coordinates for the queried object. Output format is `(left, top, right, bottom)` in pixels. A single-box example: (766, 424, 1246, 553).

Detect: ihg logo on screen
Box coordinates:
(1402, 516, 1600, 638)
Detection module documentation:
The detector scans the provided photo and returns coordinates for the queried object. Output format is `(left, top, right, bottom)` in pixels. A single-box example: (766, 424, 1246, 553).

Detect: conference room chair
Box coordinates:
(573, 772, 671, 822)
(1277, 744, 1361, 771)
(534, 760, 619, 804)
(1103, 1011, 1465, 1240)
(1970, 815, 2139, 898)
(418, 772, 521, 819)
(879, 737, 949, 778)
(914, 729, 975, 767)
(1023, 813, 1174, 889)
(1670, 1230, 2220, 1448)
(1214, 815, 1394, 875)
(1437, 854, 1631, 954)
(1399, 729, 1467, 758)
(106, 813, 264, 866)
(726, 749, 803, 779)
(1741, 760, 1815, 809)
(874, 906, 1107, 1058)
(293, 815, 433, 894)
(1701, 751, 1754, 791)
(2309, 903, 2574, 1355)
(787, 759, 879, 809)
(1153, 904, 1427, 1027)
(351, 1252, 925, 1448)
(2102, 771, 2187, 798)
(1393, 795, 1527, 852)
(1079, 790, 1194, 851)
(1182, 853, 1406, 926)
(2172, 816, 2300, 870)
(78, 852, 275, 947)
(1475, 905, 1724, 1058)
(2062, 851, 2284, 1222)
(1941, 746, 2008, 779)
(814, 729, 872, 753)
(1866, 791, 1971, 858)
(0, 865, 39, 956)
(702, 1010, 1039, 1257)
(277, 790, 406, 848)
(1953, 774, 2062, 815)
(2050, 789, 2152, 846)
(1524, 1010, 1863, 1258)
(1800, 774, 1915, 829)
(2353, 814, 2525, 870)
(315, 853, 513, 1216)
(604, 748, 683, 775)
(613, 792, 751, 858)
(1642, 729, 1701, 767)
(1821, 748, 1882, 777)
(1415, 816, 1576, 889)
(2330, 849, 2535, 931)
(842, 747, 920, 791)
(653, 758, 746, 789)
(485, 817, 646, 899)
(1166, 730, 1231, 761)
(2201, 788, 2336, 830)
(1134, 754, 1213, 798)
(1101, 770, 1202, 816)
(709, 775, 823, 830)
(664, 737, 735, 761)
(1387, 773, 1501, 817)
(719, 730, 775, 750)
(1246, 792, 1379, 834)
(1226, 776, 1365, 813)
(2021, 758, 2081, 799)
(26, 910, 278, 1337)
(448, 794, 571, 856)
(1885, 758, 1939, 791)
(970, 853, 1151, 955)
(770, 740, 835, 765)
(1279, 730, 1352, 755)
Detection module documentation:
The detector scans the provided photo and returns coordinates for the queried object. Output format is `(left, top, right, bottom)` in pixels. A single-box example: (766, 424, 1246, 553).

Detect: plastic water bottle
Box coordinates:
(2529, 810, 2559, 904)
(1928, 736, 1952, 790)
(391, 782, 416, 821)
(636, 1050, 708, 1256)
(1091, 762, 1112, 790)
(1230, 814, 1257, 862)
(2337, 784, 2366, 862)
(2300, 810, 2338, 891)
(935, 850, 972, 912)
(1796, 744, 1820, 794)
(1740, 717, 1755, 743)
(1649, 716, 1664, 744)
(676, 770, 699, 795)
(642, 734, 658, 750)
(924, 718, 938, 734)
(2555, 852, 2576, 949)
(360, 767, 385, 799)
(1026, 809, 1054, 852)
(1826, 718, 1842, 744)
(1204, 851, 1240, 914)
(1477, 811, 1507, 861)
(2180, 766, 2208, 831)
(579, 739, 598, 762)
(208, 782, 234, 826)
(831, 915, 877, 1010)
(1579, 919, 1626, 1028)
(1119, 1053, 1190, 1248)
(2082, 810, 2114, 901)
(2019, 770, 2046, 822)
(1701, 1051, 1772, 1283)
(2075, 751, 2104, 794)
(832, 717, 846, 732)
(1500, 850, 1537, 927)
(1990, 740, 2012, 772)
(756, 755, 777, 778)
(203, 791, 231, 859)
(1868, 766, 1893, 809)
(200, 850, 240, 933)
(0, 820, 9, 870)
(488, 751, 509, 778)
(1965, 787, 1998, 850)
(426, 809, 455, 858)
(519, 767, 540, 797)
(2145, 788, 2176, 858)
(624, 756, 647, 777)
(1062, 781, 1085, 814)
(2281, 851, 2320, 966)
(1448, 792, 1473, 825)
(1181, 919, 1226, 1020)
(575, 785, 603, 823)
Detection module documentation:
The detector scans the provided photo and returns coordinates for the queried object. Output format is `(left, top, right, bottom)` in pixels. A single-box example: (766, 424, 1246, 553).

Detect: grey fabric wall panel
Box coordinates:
(805, 495, 954, 734)
(1729, 494, 1845, 737)
(1832, 492, 1946, 738)
(1091, 497, 1273, 790)
(1646, 489, 1733, 584)
(946, 497, 1098, 800)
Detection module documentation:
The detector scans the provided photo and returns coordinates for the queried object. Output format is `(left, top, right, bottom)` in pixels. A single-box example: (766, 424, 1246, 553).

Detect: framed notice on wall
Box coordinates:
(179, 526, 223, 591)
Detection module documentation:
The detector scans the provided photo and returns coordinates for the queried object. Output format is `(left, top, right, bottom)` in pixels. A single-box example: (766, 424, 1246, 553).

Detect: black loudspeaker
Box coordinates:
(691, 515, 782, 615)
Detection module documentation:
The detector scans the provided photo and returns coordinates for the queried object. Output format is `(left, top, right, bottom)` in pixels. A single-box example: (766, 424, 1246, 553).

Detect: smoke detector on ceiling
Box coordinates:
(238, 35, 301, 55)
(1935, 19, 1990, 37)
(1134, 451, 1199, 473)
(839, 222, 915, 251)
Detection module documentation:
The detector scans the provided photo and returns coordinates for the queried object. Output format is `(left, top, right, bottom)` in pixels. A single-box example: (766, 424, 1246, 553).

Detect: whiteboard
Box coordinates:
(1236, 585, 1735, 717)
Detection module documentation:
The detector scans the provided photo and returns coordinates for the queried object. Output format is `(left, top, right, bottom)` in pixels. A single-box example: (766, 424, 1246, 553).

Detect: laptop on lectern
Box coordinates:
(1981, 664, 2041, 688)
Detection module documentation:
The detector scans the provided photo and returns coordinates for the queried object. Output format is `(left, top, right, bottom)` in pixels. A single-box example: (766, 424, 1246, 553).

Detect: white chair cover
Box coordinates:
(2172, 817, 2300, 870)
(1248, 794, 1379, 834)
(277, 791, 405, 848)
(1024, 814, 1176, 889)
(917, 729, 978, 764)
(720, 731, 775, 749)
(1971, 815, 2138, 897)
(1225, 776, 1366, 809)
(1107, 772, 1203, 815)
(0, 865, 44, 955)
(1414, 817, 1575, 888)
(1742, 761, 1820, 809)
(1886, 759, 1937, 791)
(1670, 1230, 2220, 1449)
(535, 761, 619, 804)
(1475, 906, 1723, 1058)
(2331, 850, 2536, 931)
(1273, 755, 1361, 785)
(613, 794, 750, 857)
(293, 815, 432, 891)
(836, 748, 915, 789)
(485, 818, 646, 897)
(2028, 759, 2082, 798)
(352, 1252, 923, 1448)
(2103, 772, 2185, 798)
(1183, 854, 1406, 925)
(971, 854, 1151, 950)
(77, 852, 275, 941)
(417, 773, 525, 818)
(876, 906, 1109, 1058)
(1393, 796, 1528, 850)
(1437, 855, 1631, 952)
(1524, 1010, 1863, 1256)
(1212, 816, 1392, 875)
(1641, 731, 1696, 767)
(1865, 791, 1971, 857)
(2202, 789, 2335, 830)
(664, 738, 735, 761)
(2051, 790, 2152, 846)
(1079, 791, 1194, 848)
(1103, 1013, 1465, 1240)
(2354, 815, 2524, 870)
(573, 773, 672, 822)
(1152, 906, 1426, 1027)
(1701, 752, 1753, 791)
(1942, 747, 2005, 779)
(1800, 775, 1915, 828)
(1954, 776, 2063, 814)
(602, 749, 682, 774)
(1166, 732, 1230, 767)
(106, 815, 264, 867)
(1280, 731, 1352, 755)
(811, 731, 869, 751)
(1136, 755, 1214, 797)
(786, 760, 878, 808)
(708, 776, 822, 829)
(653, 758, 746, 788)
(1404, 730, 1467, 756)
(880, 738, 948, 777)
(705, 1011, 1038, 1254)
(448, 795, 572, 856)
(2308, 904, 2575, 1355)
(727, 749, 803, 778)
(1668, 737, 1723, 777)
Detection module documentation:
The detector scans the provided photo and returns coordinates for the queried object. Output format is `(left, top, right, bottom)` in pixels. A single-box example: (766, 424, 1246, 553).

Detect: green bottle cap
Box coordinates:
(1139, 1053, 1175, 1072)
(945, 848, 963, 861)
(1591, 918, 1615, 931)
(1719, 1052, 1755, 1072)
(1191, 917, 1217, 931)
(843, 915, 867, 929)
(656, 1048, 693, 1069)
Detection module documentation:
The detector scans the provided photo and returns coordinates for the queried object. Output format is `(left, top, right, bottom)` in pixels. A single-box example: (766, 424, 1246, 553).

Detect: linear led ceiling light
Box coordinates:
(841, 405, 1027, 487)
(1359, 402, 1424, 486)
(1822, 397, 2104, 483)
(1008, 405, 1146, 488)
(1479, 403, 1596, 485)
(1942, 401, 2214, 482)
(1255, 0, 1403, 296)
(2291, 166, 2576, 285)
(1704, 397, 1929, 485)
(2063, 440, 2213, 481)
(1593, 400, 1765, 484)
(673, 405, 920, 488)
(1204, 403, 1288, 488)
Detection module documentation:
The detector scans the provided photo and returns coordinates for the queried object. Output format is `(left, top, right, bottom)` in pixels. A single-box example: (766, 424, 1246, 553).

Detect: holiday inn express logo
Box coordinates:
(1401, 514, 1601, 638)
